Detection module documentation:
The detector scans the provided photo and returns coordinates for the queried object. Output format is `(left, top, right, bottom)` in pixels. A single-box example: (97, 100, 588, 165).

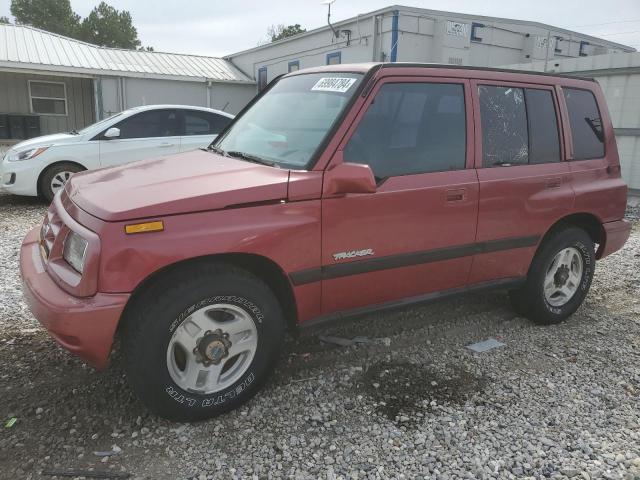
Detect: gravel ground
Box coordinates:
(1, 191, 639, 480)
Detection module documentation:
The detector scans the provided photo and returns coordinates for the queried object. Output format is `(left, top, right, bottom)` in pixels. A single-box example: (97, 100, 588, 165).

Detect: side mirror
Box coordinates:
(104, 127, 120, 139)
(324, 161, 377, 196)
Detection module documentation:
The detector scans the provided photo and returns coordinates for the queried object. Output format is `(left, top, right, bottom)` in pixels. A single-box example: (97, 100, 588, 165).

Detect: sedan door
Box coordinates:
(320, 78, 479, 316)
(98, 109, 181, 167)
(179, 110, 233, 153)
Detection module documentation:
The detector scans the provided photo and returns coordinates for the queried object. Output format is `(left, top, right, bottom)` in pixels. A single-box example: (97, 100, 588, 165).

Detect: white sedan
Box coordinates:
(0, 105, 234, 201)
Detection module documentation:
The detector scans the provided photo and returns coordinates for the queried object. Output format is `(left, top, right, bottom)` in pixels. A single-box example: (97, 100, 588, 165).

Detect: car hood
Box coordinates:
(11, 132, 81, 150)
(66, 149, 290, 222)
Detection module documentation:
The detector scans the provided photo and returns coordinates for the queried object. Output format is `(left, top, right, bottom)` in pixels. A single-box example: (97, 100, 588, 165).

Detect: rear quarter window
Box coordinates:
(563, 88, 605, 160)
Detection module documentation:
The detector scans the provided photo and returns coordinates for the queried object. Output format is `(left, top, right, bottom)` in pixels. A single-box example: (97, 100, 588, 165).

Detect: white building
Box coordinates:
(226, 5, 634, 90)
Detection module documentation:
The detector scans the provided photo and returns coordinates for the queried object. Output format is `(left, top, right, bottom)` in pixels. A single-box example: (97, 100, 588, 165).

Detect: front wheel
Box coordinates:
(510, 227, 595, 325)
(121, 263, 285, 421)
(39, 163, 84, 202)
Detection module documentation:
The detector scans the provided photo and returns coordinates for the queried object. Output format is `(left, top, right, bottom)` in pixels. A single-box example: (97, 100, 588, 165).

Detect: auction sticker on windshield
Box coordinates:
(311, 77, 357, 93)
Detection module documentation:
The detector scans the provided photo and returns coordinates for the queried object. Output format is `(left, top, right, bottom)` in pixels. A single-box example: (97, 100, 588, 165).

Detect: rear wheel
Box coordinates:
(509, 227, 595, 325)
(121, 263, 285, 421)
(39, 162, 84, 202)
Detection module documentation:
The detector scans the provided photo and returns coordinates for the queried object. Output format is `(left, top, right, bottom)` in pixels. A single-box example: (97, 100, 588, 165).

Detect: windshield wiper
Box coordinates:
(226, 151, 277, 167)
(207, 145, 228, 156)
(68, 130, 80, 135)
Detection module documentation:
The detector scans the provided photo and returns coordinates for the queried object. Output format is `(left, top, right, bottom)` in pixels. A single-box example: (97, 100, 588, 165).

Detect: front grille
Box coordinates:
(40, 203, 64, 260)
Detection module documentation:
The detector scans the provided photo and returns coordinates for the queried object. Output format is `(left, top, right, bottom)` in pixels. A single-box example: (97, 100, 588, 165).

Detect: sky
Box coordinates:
(1, 0, 640, 56)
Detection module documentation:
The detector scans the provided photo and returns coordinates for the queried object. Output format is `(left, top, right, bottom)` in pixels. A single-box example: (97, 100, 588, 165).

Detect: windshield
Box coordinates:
(214, 72, 363, 169)
(78, 112, 123, 135)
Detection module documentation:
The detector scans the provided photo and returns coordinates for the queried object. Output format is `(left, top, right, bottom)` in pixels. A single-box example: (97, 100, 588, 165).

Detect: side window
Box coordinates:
(182, 110, 232, 136)
(344, 82, 466, 179)
(526, 89, 561, 164)
(479, 86, 562, 166)
(114, 109, 179, 139)
(479, 86, 529, 167)
(563, 88, 604, 159)
(209, 113, 232, 134)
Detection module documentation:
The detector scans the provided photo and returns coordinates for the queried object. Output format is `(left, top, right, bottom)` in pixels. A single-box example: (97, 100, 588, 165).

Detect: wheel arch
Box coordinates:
(119, 253, 299, 333)
(539, 212, 605, 258)
(37, 160, 88, 197)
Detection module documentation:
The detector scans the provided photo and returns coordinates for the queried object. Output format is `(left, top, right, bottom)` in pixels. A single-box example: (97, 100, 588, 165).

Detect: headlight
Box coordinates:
(63, 231, 88, 273)
(7, 146, 50, 162)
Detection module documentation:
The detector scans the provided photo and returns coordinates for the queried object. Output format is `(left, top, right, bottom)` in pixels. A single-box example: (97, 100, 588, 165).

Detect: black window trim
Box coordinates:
(561, 86, 606, 161)
(476, 81, 566, 168)
(340, 77, 470, 181)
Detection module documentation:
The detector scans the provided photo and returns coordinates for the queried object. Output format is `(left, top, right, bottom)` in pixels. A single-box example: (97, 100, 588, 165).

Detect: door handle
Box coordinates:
(545, 177, 562, 188)
(159, 143, 175, 148)
(446, 188, 466, 202)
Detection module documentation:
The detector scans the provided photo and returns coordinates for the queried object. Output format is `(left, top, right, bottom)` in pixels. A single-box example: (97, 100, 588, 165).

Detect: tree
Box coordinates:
(268, 24, 306, 42)
(10, 0, 80, 37)
(80, 2, 141, 49)
(9, 0, 150, 50)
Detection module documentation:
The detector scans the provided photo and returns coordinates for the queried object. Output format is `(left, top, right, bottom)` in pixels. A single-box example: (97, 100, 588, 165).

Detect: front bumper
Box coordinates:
(20, 227, 129, 369)
(0, 156, 41, 196)
(597, 219, 632, 259)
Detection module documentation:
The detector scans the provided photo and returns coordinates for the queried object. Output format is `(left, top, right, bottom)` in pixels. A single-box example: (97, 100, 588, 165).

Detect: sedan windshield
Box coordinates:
(214, 72, 363, 169)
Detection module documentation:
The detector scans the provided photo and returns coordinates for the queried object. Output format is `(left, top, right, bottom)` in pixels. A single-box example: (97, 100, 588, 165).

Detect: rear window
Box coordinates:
(479, 85, 562, 167)
(526, 89, 561, 164)
(479, 86, 529, 167)
(563, 88, 604, 160)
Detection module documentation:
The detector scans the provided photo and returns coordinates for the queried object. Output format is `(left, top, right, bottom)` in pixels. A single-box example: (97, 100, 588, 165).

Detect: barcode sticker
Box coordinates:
(311, 77, 357, 93)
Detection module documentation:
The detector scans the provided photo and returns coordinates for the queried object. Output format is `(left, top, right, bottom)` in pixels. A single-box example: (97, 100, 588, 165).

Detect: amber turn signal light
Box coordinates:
(125, 221, 164, 234)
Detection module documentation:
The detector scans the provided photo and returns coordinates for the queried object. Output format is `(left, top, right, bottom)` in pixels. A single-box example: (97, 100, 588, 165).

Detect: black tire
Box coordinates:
(39, 162, 84, 202)
(120, 262, 285, 422)
(509, 227, 595, 325)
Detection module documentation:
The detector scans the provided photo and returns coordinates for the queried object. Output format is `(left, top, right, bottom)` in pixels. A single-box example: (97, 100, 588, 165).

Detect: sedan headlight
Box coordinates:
(63, 231, 88, 273)
(7, 146, 50, 162)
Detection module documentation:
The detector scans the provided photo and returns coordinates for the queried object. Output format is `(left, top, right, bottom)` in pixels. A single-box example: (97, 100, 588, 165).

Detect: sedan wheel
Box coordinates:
(50, 171, 74, 195)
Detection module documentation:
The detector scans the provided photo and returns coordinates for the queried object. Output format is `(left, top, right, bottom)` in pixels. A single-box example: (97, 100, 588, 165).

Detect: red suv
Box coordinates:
(20, 63, 630, 420)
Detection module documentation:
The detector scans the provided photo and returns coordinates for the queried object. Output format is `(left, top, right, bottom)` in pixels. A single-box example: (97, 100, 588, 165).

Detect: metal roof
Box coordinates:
(0, 23, 253, 84)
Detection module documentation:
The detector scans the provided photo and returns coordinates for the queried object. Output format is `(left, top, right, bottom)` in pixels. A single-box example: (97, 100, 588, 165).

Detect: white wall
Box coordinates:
(228, 6, 633, 94)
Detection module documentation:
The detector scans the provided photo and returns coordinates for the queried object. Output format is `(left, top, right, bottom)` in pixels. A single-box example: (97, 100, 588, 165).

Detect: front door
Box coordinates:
(99, 108, 181, 167)
(321, 77, 479, 316)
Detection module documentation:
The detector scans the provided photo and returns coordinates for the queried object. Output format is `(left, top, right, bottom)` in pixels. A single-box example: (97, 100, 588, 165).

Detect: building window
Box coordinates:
(326, 51, 341, 65)
(288, 60, 300, 72)
(29, 80, 67, 115)
(258, 67, 268, 91)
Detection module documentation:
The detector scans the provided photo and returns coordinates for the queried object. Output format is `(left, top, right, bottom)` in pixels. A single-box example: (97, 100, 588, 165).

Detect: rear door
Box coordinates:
(179, 110, 233, 153)
(98, 109, 181, 167)
(320, 77, 479, 316)
(469, 80, 574, 284)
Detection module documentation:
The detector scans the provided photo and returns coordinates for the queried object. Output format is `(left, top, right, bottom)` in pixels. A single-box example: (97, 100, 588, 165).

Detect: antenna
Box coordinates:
(321, 0, 339, 38)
